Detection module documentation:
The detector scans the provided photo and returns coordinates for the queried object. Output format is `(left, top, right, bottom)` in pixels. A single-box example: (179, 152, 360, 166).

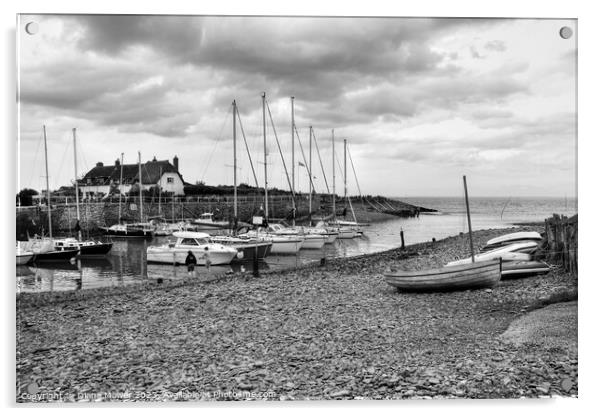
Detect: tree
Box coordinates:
(16, 188, 39, 206)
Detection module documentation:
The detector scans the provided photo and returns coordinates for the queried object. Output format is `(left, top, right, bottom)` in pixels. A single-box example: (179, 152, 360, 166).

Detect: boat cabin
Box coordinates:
(172, 231, 212, 247)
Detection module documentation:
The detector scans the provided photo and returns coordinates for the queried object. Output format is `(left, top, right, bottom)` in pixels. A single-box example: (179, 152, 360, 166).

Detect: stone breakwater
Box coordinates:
(16, 195, 422, 239)
(16, 226, 577, 402)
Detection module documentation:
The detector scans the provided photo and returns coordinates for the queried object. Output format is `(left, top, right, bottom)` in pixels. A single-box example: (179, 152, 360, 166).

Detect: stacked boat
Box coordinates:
(445, 231, 549, 278)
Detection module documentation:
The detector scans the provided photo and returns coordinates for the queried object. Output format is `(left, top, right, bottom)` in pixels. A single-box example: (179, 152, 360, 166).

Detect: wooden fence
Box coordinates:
(545, 214, 578, 275)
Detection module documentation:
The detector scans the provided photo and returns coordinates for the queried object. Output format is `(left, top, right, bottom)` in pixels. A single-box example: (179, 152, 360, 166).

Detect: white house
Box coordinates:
(78, 156, 185, 198)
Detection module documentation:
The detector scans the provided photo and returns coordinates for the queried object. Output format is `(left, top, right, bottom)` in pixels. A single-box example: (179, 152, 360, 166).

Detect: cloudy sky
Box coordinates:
(17, 15, 576, 197)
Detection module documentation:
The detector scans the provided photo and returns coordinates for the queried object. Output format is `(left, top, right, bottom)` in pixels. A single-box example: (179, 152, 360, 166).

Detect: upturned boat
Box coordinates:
(146, 231, 238, 265)
(481, 231, 542, 252)
(445, 241, 537, 267)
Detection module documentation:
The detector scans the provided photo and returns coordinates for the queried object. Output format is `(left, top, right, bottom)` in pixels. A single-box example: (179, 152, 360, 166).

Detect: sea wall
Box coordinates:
(16, 194, 423, 239)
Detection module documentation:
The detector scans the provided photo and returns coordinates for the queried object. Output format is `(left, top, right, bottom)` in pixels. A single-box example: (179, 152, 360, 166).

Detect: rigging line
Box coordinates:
(265, 99, 295, 207)
(54, 134, 72, 191)
(311, 129, 331, 194)
(236, 106, 259, 189)
(26, 130, 44, 190)
(293, 124, 318, 195)
(500, 197, 512, 220)
(346, 145, 363, 198)
(200, 108, 229, 183)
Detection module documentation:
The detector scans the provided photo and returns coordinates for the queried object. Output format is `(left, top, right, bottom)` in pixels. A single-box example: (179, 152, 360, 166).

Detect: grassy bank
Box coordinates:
(16, 226, 577, 401)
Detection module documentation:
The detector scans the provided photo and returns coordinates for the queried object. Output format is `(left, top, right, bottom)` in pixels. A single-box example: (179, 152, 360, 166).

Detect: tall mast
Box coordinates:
(233, 100, 238, 219)
(309, 126, 312, 224)
(262, 92, 268, 220)
(138, 151, 143, 223)
(463, 175, 475, 263)
(332, 129, 336, 218)
(118, 153, 124, 223)
(158, 166, 162, 215)
(344, 138, 347, 200)
(291, 96, 295, 226)
(43, 125, 52, 238)
(72, 128, 81, 240)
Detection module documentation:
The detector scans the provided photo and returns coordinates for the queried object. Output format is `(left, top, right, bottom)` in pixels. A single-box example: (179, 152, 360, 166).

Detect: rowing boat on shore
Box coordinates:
(384, 260, 502, 292)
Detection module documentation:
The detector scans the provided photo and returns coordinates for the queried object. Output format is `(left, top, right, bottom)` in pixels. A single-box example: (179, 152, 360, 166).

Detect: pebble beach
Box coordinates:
(16, 226, 578, 402)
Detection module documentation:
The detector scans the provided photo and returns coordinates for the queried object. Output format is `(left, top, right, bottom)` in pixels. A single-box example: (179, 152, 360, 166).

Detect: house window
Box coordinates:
(167, 177, 174, 183)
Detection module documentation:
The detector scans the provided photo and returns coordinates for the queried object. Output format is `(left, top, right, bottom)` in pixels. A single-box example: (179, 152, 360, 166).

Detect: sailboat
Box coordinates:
(385, 176, 502, 292)
(206, 100, 273, 261)
(100, 152, 154, 238)
(53, 128, 113, 256)
(21, 125, 79, 262)
(238, 93, 303, 254)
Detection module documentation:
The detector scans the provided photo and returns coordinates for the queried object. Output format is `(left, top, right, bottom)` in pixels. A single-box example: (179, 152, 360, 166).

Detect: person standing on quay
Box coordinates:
(185, 250, 197, 277)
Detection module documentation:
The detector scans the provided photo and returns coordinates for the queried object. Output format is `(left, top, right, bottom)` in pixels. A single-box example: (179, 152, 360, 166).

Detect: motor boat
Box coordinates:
(191, 213, 231, 232)
(146, 231, 238, 265)
(238, 229, 303, 254)
(264, 224, 327, 249)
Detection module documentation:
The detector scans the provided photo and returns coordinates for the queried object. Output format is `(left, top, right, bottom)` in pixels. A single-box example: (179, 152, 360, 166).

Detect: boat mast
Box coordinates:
(312, 129, 330, 194)
(262, 92, 268, 220)
(138, 151, 143, 223)
(344, 138, 347, 201)
(118, 153, 123, 223)
(158, 166, 162, 215)
(332, 129, 336, 218)
(463, 175, 475, 263)
(291, 96, 295, 227)
(43, 125, 52, 239)
(309, 126, 312, 225)
(233, 99, 238, 220)
(72, 128, 81, 240)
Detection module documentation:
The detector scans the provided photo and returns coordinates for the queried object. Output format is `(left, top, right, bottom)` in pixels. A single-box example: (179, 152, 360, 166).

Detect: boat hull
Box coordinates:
(79, 243, 114, 256)
(446, 241, 537, 267)
(32, 249, 79, 263)
(16, 253, 33, 265)
(270, 239, 302, 254)
(231, 242, 273, 261)
(385, 260, 502, 292)
(501, 260, 550, 279)
(146, 247, 237, 265)
(101, 226, 153, 238)
(300, 235, 326, 249)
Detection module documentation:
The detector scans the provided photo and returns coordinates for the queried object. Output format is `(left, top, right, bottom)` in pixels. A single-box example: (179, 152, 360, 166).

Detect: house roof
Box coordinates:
(79, 158, 182, 186)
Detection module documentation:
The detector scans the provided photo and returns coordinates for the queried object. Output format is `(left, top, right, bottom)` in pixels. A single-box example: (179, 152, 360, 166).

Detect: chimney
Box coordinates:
(173, 155, 179, 171)
(115, 159, 120, 166)
(96, 162, 104, 167)
(152, 156, 157, 162)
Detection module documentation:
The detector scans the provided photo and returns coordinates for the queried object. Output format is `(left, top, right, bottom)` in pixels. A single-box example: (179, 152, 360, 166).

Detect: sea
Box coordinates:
(17, 196, 577, 293)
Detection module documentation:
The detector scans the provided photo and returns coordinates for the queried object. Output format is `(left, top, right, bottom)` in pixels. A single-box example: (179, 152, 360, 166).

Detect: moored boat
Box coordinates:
(385, 260, 502, 292)
(16, 246, 34, 265)
(54, 237, 113, 256)
(147, 231, 238, 265)
(210, 235, 273, 261)
(100, 223, 154, 238)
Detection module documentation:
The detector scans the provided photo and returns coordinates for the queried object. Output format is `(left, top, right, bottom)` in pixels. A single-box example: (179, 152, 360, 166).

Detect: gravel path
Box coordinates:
(16, 227, 578, 402)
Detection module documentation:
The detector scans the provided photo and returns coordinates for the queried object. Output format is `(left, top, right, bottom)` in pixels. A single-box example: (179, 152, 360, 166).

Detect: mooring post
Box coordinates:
(400, 228, 405, 250)
(253, 245, 259, 277)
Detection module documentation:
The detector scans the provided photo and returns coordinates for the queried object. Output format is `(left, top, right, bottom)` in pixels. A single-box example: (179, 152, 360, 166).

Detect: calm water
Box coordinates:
(17, 196, 577, 293)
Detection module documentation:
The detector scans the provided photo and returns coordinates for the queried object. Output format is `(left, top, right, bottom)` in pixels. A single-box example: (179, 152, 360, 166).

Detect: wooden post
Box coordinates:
(462, 175, 475, 263)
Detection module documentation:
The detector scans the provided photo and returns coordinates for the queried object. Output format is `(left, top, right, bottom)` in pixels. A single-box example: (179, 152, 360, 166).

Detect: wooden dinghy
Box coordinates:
(384, 260, 502, 292)
(501, 260, 550, 279)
